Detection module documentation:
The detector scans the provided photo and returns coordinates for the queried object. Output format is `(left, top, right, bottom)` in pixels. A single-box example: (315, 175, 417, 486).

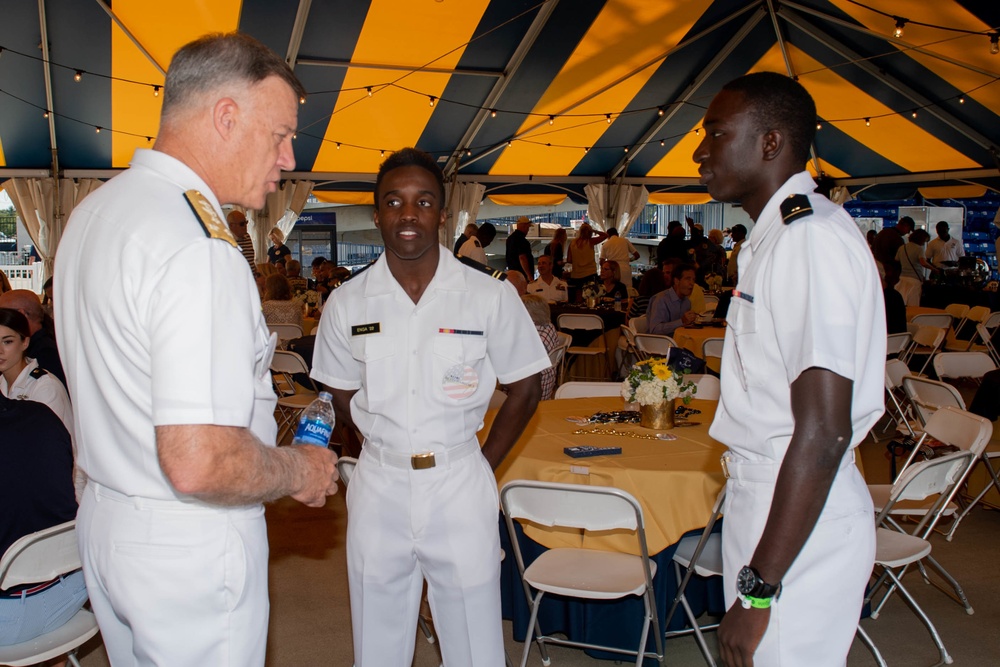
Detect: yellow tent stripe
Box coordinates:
(0, 136, 5, 168)
(648, 193, 713, 205)
(485, 194, 567, 206)
(312, 191, 374, 206)
(919, 185, 986, 199)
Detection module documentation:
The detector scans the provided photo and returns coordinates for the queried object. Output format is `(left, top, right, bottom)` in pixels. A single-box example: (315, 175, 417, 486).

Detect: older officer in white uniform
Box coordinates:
(312, 148, 549, 667)
(695, 72, 884, 667)
(55, 33, 338, 666)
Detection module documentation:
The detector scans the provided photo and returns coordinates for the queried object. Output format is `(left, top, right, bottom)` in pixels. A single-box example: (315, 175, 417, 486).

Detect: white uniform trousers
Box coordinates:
(78, 482, 269, 666)
(347, 445, 504, 667)
(722, 451, 875, 667)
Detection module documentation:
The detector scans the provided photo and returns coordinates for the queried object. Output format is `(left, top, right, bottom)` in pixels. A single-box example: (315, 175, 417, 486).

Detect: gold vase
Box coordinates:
(640, 399, 675, 430)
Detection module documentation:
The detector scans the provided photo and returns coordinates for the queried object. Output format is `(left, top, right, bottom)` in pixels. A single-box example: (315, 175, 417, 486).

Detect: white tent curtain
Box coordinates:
(248, 179, 315, 263)
(829, 185, 852, 207)
(3, 177, 103, 283)
(584, 183, 649, 236)
(444, 182, 485, 248)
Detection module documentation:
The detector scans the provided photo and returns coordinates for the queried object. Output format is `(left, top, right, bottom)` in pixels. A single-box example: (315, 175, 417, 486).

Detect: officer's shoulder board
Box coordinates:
(29, 366, 48, 379)
(780, 194, 814, 225)
(454, 253, 508, 281)
(184, 190, 237, 247)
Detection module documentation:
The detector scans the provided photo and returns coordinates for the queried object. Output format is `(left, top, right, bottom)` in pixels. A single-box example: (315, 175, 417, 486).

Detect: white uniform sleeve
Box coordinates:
(310, 291, 362, 390)
(766, 223, 867, 385)
(147, 240, 261, 427)
(487, 281, 551, 384)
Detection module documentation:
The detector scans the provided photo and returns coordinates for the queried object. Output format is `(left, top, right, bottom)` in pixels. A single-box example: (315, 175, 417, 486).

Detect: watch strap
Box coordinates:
(739, 593, 773, 609)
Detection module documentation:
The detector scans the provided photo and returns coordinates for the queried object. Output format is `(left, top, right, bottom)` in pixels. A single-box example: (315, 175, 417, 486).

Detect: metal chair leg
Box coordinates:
(855, 624, 887, 667)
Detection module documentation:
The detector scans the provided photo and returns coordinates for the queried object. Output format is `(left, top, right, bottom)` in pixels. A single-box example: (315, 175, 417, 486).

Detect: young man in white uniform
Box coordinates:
(55, 33, 339, 666)
(311, 148, 549, 667)
(695, 72, 884, 667)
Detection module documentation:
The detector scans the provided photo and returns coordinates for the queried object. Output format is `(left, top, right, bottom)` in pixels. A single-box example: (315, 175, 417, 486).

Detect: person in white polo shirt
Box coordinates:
(696, 72, 884, 667)
(527, 254, 568, 302)
(311, 148, 549, 667)
(55, 33, 339, 666)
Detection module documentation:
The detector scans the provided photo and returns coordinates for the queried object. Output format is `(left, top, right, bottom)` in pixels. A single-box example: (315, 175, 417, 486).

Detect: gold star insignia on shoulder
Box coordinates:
(184, 190, 237, 247)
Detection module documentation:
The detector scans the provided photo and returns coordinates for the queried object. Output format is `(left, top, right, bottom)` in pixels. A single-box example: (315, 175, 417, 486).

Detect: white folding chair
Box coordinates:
(866, 449, 978, 667)
(664, 488, 725, 666)
(867, 407, 992, 617)
(909, 313, 953, 331)
(932, 351, 997, 384)
(943, 304, 975, 351)
(553, 381, 623, 399)
(885, 332, 912, 359)
(501, 480, 664, 667)
(557, 313, 609, 381)
(701, 337, 724, 371)
(899, 326, 946, 376)
(701, 295, 719, 317)
(974, 318, 1000, 366)
(617, 325, 639, 377)
(879, 359, 918, 441)
(267, 322, 304, 348)
(0, 521, 99, 667)
(634, 333, 675, 360)
(630, 315, 648, 334)
(555, 332, 573, 386)
(270, 350, 319, 443)
(683, 374, 720, 401)
(901, 375, 965, 427)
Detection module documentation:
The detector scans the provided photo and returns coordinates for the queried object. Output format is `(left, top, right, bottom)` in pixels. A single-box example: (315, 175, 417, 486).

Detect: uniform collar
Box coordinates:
(129, 148, 224, 218)
(4, 358, 39, 393)
(363, 247, 468, 298)
(747, 171, 816, 252)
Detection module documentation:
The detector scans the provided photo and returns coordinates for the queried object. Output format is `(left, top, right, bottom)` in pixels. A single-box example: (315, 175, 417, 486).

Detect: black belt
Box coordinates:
(0, 569, 80, 598)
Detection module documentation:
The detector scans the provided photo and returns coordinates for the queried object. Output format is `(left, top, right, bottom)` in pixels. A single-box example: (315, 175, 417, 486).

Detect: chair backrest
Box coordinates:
(0, 521, 79, 590)
(634, 333, 675, 358)
(882, 449, 976, 512)
(631, 315, 648, 334)
(685, 374, 720, 400)
(910, 325, 946, 349)
(557, 313, 604, 332)
(922, 405, 993, 458)
(966, 305, 992, 324)
(701, 337, 724, 361)
(944, 304, 969, 322)
(554, 381, 623, 399)
(885, 358, 911, 390)
(932, 352, 997, 381)
(886, 332, 912, 357)
(271, 349, 310, 375)
(556, 331, 573, 350)
(620, 325, 638, 348)
(547, 343, 567, 369)
(501, 480, 642, 533)
(627, 286, 639, 298)
(336, 456, 358, 487)
(901, 375, 965, 425)
(268, 323, 304, 342)
(910, 313, 953, 330)
(981, 311, 1000, 329)
(702, 295, 719, 311)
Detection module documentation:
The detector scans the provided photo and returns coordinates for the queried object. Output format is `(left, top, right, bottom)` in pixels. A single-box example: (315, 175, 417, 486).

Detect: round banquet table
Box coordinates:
(673, 325, 727, 374)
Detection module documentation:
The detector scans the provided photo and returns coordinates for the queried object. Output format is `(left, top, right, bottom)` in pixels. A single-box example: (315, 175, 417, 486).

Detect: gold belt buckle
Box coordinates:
(720, 454, 732, 479)
(411, 452, 436, 470)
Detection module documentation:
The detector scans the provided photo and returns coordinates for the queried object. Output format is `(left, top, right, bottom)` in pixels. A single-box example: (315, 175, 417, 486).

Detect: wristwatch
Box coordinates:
(736, 565, 781, 600)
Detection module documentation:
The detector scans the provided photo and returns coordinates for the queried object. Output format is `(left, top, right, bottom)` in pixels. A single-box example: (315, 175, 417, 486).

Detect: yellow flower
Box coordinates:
(652, 364, 671, 380)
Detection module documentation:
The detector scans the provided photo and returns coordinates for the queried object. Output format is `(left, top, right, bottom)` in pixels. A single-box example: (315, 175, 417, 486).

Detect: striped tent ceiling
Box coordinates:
(1, 0, 999, 204)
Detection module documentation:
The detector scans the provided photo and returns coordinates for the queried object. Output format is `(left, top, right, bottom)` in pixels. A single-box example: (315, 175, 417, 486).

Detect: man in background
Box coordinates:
(227, 209, 258, 276)
(873, 215, 914, 284)
(458, 222, 496, 265)
(506, 215, 534, 279)
(726, 223, 747, 285)
(55, 32, 339, 665)
(647, 263, 697, 335)
(599, 227, 639, 286)
(926, 220, 964, 268)
(527, 254, 568, 302)
(454, 222, 479, 256)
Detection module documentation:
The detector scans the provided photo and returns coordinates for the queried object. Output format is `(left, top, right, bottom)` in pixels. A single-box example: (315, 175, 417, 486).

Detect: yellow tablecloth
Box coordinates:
(673, 326, 726, 373)
(906, 306, 947, 321)
(483, 397, 726, 556)
(302, 317, 319, 335)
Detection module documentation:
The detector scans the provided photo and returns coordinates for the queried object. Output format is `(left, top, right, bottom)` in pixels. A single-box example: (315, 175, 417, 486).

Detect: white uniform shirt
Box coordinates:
(926, 236, 964, 265)
(55, 149, 278, 500)
(0, 357, 74, 432)
(710, 172, 886, 460)
(600, 235, 638, 282)
(457, 236, 488, 265)
(527, 276, 568, 302)
(311, 251, 550, 452)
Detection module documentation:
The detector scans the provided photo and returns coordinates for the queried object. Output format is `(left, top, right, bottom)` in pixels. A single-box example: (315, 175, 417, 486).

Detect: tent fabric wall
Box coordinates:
(445, 182, 486, 249)
(249, 180, 315, 264)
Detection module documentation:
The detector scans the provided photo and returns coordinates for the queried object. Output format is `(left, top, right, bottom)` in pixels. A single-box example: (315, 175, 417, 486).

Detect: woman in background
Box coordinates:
(520, 294, 560, 400)
(543, 227, 568, 279)
(0, 307, 72, 432)
(267, 227, 292, 266)
(261, 274, 303, 328)
(895, 229, 935, 306)
(566, 223, 607, 301)
(597, 260, 629, 305)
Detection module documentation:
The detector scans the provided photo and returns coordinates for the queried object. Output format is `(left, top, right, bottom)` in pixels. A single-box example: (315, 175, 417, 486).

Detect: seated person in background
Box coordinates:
(0, 290, 65, 386)
(597, 260, 629, 305)
(647, 263, 698, 336)
(0, 390, 88, 658)
(628, 258, 672, 319)
(458, 222, 497, 265)
(41, 277, 55, 319)
(969, 369, 1000, 422)
(527, 255, 568, 302)
(506, 270, 528, 296)
(261, 274, 303, 328)
(0, 308, 73, 433)
(521, 294, 560, 400)
(285, 259, 309, 295)
(883, 274, 907, 335)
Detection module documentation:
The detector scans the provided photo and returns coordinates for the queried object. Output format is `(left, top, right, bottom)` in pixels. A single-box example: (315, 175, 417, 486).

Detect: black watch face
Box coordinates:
(737, 566, 757, 596)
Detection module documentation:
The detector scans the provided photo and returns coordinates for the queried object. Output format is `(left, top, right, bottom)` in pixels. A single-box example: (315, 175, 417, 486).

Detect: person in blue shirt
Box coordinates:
(647, 263, 698, 335)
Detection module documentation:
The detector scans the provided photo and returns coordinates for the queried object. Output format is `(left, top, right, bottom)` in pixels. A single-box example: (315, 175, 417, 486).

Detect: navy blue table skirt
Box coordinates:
(499, 515, 726, 665)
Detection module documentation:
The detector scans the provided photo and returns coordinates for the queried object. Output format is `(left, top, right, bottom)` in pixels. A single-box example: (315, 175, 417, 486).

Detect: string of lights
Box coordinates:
(844, 0, 999, 51)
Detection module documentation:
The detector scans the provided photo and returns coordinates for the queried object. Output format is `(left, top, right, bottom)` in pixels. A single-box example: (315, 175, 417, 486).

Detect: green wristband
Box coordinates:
(739, 594, 772, 609)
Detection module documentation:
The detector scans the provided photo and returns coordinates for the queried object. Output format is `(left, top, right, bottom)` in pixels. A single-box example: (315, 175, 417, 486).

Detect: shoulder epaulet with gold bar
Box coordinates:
(184, 190, 237, 247)
(780, 194, 814, 225)
(454, 253, 508, 281)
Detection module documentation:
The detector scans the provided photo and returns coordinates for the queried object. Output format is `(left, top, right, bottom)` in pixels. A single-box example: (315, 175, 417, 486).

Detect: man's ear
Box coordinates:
(213, 97, 239, 139)
(761, 129, 784, 162)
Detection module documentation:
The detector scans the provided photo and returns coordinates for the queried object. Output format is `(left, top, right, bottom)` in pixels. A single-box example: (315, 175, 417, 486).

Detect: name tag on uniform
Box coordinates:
(351, 323, 381, 336)
(439, 328, 484, 336)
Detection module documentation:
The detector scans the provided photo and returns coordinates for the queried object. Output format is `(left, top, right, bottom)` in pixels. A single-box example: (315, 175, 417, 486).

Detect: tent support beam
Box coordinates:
(609, 5, 766, 180)
(297, 58, 501, 78)
(781, 6, 998, 153)
(38, 0, 59, 180)
(285, 0, 313, 68)
(92, 0, 166, 76)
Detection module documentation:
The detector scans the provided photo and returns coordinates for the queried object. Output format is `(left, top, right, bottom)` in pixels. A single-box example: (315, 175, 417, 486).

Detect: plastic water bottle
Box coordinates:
(292, 391, 336, 448)
(614, 294, 622, 311)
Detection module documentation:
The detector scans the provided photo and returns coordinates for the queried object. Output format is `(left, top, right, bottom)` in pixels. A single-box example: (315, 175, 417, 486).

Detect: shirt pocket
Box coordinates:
(350, 334, 396, 412)
(433, 335, 489, 404)
(727, 299, 765, 389)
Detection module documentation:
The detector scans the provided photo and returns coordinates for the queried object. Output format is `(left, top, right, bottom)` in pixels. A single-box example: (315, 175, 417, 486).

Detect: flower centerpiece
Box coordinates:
(620, 358, 696, 429)
(581, 279, 599, 308)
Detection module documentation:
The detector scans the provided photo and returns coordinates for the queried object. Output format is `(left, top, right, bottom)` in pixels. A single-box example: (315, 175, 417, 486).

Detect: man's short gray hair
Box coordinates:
(162, 32, 306, 120)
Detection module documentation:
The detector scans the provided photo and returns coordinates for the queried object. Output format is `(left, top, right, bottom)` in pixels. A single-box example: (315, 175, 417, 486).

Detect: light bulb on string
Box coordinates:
(694, 128, 700, 136)
(660, 140, 665, 147)
(865, 118, 870, 127)
(336, 142, 341, 150)
(893, 17, 906, 39)
(623, 146, 629, 153)
(605, 114, 612, 124)
(380, 150, 385, 157)
(490, 109, 497, 118)
(74, 70, 83, 82)
(429, 96, 435, 107)
(658, 107, 664, 117)
(366, 87, 372, 97)
(816, 122, 822, 130)
(959, 97, 965, 104)
(911, 110, 918, 119)
(153, 85, 160, 97)
(42, 110, 49, 118)
(299, 96, 305, 104)
(95, 126, 102, 133)
(548, 115, 554, 126)
(991, 33, 999, 55)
